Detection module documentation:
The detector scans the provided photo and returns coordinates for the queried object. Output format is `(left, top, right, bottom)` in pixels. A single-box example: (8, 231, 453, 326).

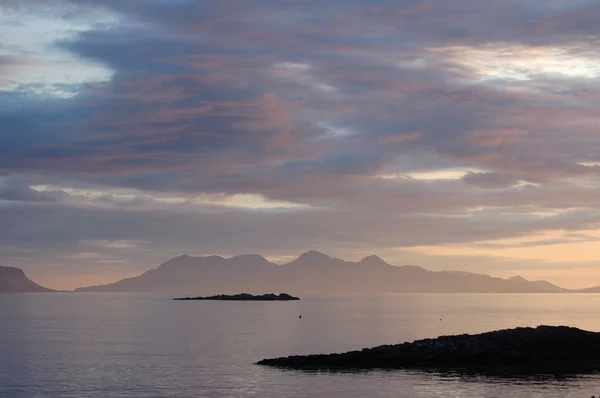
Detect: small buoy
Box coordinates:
(299, 315, 302, 319)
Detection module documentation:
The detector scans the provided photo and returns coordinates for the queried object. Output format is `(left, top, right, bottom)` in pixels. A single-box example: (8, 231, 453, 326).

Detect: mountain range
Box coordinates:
(0, 266, 56, 293)
(74, 250, 597, 294)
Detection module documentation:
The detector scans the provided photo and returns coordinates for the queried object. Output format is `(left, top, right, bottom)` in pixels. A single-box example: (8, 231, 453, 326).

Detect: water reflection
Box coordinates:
(2, 293, 600, 398)
(261, 365, 600, 381)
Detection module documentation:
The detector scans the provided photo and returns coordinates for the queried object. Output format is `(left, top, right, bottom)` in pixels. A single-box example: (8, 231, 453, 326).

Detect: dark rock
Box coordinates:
(257, 326, 600, 374)
(173, 293, 300, 301)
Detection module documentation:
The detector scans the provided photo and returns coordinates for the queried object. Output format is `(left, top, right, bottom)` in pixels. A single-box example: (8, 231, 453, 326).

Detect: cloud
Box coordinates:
(404, 229, 600, 263)
(4, 0, 600, 288)
(81, 240, 140, 248)
(462, 172, 522, 188)
(425, 43, 600, 82)
(0, 176, 67, 202)
(0, 1, 117, 97)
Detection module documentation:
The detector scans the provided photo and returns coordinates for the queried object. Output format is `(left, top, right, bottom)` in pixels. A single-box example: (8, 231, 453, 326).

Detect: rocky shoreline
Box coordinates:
(173, 293, 300, 301)
(258, 326, 600, 374)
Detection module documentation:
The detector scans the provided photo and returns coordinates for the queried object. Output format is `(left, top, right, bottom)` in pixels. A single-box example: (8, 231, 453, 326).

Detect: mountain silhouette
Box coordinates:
(359, 255, 389, 267)
(0, 266, 55, 292)
(74, 251, 584, 294)
(572, 285, 600, 293)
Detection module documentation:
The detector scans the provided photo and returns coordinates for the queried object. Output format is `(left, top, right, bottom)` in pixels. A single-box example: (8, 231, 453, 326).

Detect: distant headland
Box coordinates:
(173, 293, 300, 301)
(258, 325, 600, 375)
(0, 266, 56, 293)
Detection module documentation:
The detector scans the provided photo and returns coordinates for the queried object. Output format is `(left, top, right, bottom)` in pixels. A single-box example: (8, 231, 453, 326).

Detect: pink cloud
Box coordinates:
(376, 132, 422, 145)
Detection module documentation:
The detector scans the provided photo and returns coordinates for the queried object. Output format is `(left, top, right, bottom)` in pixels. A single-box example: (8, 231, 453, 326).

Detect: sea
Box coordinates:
(1, 293, 600, 398)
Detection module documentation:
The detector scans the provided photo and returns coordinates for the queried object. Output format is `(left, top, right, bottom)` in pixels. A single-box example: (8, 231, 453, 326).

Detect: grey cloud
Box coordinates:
(0, 177, 67, 202)
(1, 200, 597, 259)
(3, 0, 600, 286)
(462, 172, 520, 188)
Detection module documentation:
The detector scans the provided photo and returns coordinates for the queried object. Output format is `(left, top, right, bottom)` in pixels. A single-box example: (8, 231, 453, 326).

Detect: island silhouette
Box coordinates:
(6, 251, 600, 293)
(74, 250, 600, 294)
(258, 325, 600, 375)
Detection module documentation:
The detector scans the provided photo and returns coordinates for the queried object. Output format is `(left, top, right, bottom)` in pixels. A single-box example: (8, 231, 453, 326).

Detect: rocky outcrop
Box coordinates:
(174, 293, 300, 301)
(258, 326, 600, 374)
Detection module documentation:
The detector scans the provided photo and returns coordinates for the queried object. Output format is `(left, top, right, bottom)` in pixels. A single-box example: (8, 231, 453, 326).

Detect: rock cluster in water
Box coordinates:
(173, 293, 300, 301)
(258, 326, 600, 374)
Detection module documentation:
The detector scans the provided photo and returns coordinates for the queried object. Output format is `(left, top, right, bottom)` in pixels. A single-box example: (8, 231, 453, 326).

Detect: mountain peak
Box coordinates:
(230, 254, 267, 261)
(0, 265, 25, 276)
(510, 276, 528, 282)
(228, 254, 274, 266)
(158, 254, 192, 268)
(203, 255, 225, 260)
(297, 250, 331, 261)
(158, 254, 224, 269)
(359, 255, 388, 266)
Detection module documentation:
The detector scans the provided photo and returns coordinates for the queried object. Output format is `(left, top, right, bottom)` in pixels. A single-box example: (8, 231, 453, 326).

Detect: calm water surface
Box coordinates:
(1, 293, 600, 397)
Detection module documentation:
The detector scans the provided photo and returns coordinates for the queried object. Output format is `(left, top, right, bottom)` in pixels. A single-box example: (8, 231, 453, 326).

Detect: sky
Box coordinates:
(2, 0, 600, 290)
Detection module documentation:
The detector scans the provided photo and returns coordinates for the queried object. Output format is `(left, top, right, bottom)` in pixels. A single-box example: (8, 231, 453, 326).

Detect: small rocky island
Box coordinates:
(258, 326, 600, 374)
(173, 293, 300, 301)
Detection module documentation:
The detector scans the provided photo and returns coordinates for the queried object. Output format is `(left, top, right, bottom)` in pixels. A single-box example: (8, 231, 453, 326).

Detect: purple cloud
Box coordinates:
(3, 0, 600, 288)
